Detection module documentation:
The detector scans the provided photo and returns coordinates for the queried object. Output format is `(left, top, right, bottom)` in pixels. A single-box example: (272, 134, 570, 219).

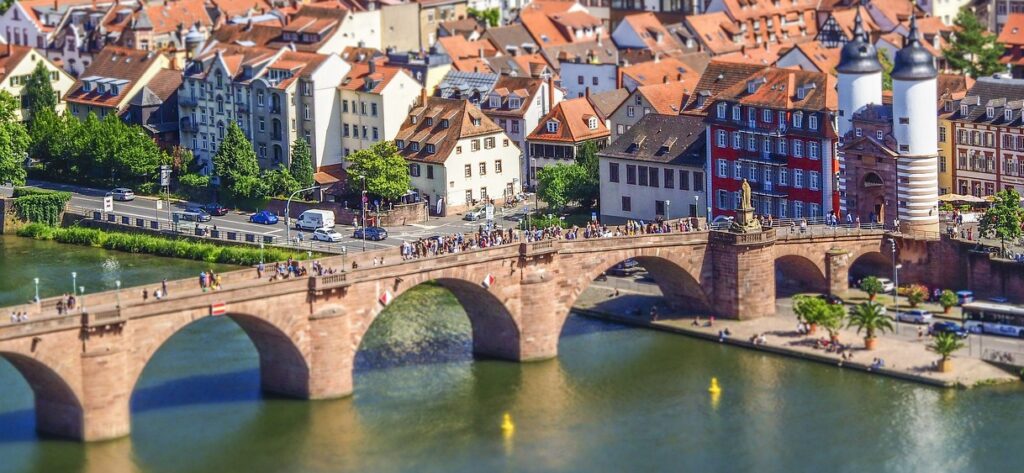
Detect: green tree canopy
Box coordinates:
(346, 141, 410, 201)
(289, 138, 315, 190)
(467, 7, 500, 27)
(24, 61, 58, 123)
(0, 91, 30, 186)
(570, 140, 600, 208)
(979, 188, 1023, 255)
(264, 167, 300, 198)
(944, 8, 1006, 78)
(213, 121, 264, 202)
(878, 49, 893, 91)
(536, 163, 586, 211)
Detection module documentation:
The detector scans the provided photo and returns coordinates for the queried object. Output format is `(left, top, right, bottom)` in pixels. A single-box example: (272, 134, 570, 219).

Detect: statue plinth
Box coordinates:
(729, 205, 762, 234)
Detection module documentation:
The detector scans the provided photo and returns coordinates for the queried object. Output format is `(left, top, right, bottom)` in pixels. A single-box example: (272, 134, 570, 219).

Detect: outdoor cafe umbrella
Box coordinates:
(938, 193, 985, 203)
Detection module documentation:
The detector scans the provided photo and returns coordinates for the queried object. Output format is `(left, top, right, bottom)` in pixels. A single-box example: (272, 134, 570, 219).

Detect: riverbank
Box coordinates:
(17, 223, 311, 265)
(573, 284, 1019, 389)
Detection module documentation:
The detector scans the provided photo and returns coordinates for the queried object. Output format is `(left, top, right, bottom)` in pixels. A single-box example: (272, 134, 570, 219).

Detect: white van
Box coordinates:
(295, 209, 335, 231)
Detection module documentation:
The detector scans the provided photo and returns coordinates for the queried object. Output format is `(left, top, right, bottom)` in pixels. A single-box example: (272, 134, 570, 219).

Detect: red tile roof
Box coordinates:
(339, 62, 409, 94)
(620, 57, 701, 88)
(685, 12, 743, 56)
(66, 46, 166, 109)
(618, 12, 683, 55)
(527, 96, 609, 143)
(634, 80, 689, 115)
(682, 60, 767, 115)
(396, 98, 503, 164)
(999, 13, 1024, 47)
(713, 65, 837, 112)
(0, 45, 33, 85)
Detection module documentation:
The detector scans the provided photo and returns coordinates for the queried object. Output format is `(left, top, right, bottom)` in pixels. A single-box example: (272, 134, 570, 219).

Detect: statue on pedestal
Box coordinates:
(730, 179, 762, 233)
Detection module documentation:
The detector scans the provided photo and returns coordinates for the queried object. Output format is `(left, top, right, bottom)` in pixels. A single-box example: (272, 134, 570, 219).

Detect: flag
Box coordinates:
(481, 274, 495, 288)
(210, 302, 227, 316)
(379, 290, 394, 306)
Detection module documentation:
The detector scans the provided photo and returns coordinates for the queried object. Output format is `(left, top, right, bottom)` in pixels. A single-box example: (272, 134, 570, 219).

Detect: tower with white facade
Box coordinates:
(835, 9, 882, 139)
(890, 16, 940, 235)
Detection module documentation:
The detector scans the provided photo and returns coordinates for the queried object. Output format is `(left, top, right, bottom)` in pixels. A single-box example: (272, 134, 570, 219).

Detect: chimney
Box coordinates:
(547, 74, 554, 111)
(368, 59, 376, 74)
(585, 86, 590, 98)
(420, 85, 428, 106)
(478, 47, 484, 58)
(616, 67, 623, 89)
(654, 52, 660, 63)
(677, 73, 683, 81)
(663, 75, 668, 84)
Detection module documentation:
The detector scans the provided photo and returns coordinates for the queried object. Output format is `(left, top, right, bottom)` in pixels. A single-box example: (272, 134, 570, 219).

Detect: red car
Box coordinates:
(203, 203, 229, 216)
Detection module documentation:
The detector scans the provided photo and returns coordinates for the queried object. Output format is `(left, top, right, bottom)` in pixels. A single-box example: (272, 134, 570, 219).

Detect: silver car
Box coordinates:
(110, 188, 135, 201)
(896, 309, 933, 324)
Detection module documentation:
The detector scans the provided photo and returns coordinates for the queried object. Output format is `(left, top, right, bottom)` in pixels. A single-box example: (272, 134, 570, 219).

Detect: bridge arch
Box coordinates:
(557, 250, 711, 332)
(129, 311, 311, 400)
(848, 250, 893, 283)
(774, 254, 828, 295)
(0, 352, 84, 439)
(358, 276, 522, 361)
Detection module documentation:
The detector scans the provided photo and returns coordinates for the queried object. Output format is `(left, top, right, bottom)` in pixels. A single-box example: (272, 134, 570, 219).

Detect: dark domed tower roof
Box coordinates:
(837, 8, 882, 74)
(891, 16, 937, 81)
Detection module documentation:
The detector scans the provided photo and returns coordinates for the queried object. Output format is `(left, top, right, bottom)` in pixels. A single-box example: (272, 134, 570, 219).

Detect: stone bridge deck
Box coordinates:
(0, 226, 890, 442)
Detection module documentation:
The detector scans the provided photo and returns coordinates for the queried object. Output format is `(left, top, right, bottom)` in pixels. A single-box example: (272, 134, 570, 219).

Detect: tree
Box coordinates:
(939, 290, 958, 314)
(0, 91, 29, 186)
(905, 284, 928, 308)
(793, 294, 829, 330)
(536, 163, 585, 211)
(847, 302, 894, 349)
(467, 7, 500, 27)
(929, 332, 965, 372)
(820, 303, 847, 343)
(346, 141, 410, 201)
(860, 276, 884, 301)
(289, 138, 315, 191)
(979, 188, 1023, 256)
(264, 167, 300, 197)
(23, 61, 57, 123)
(569, 140, 600, 208)
(944, 8, 1007, 78)
(878, 49, 893, 91)
(213, 122, 264, 202)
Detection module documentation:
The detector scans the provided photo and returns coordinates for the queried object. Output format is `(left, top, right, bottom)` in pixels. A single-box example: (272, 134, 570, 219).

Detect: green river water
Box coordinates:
(1, 235, 1024, 473)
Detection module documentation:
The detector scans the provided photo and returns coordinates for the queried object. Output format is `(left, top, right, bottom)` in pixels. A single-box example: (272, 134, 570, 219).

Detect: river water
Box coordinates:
(2, 236, 1024, 473)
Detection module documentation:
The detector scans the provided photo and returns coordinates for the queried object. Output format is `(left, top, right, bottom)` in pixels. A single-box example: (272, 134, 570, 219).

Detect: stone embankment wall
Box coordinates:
(900, 236, 1024, 303)
(266, 199, 428, 227)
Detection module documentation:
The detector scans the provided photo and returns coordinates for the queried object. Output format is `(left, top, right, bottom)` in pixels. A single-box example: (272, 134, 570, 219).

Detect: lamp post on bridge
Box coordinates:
(78, 286, 85, 313)
(33, 278, 39, 307)
(71, 272, 77, 296)
(115, 280, 121, 308)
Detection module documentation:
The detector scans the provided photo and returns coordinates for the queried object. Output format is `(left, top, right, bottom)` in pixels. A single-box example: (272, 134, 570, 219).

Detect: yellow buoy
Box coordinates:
(501, 413, 515, 434)
(708, 377, 722, 394)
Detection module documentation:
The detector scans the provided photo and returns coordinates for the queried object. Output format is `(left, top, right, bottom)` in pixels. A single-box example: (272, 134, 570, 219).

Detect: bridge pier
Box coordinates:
(710, 231, 777, 320)
(825, 248, 851, 298)
(514, 267, 561, 361)
(79, 328, 132, 441)
(307, 311, 355, 399)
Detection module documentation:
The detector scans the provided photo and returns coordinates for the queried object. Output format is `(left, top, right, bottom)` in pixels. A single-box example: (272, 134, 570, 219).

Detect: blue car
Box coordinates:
(930, 321, 969, 339)
(353, 226, 388, 241)
(249, 210, 279, 225)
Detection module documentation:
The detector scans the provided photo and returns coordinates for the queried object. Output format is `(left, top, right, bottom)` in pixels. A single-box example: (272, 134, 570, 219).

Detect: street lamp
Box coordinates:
(665, 200, 671, 221)
(341, 246, 347, 271)
(115, 280, 121, 308)
(360, 176, 367, 252)
(33, 277, 40, 305)
(285, 185, 321, 245)
(259, 241, 264, 265)
(71, 272, 77, 295)
(78, 286, 85, 313)
(894, 263, 903, 334)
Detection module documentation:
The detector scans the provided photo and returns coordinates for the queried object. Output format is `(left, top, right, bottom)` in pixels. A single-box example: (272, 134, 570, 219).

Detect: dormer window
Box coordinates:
(441, 119, 449, 129)
(410, 142, 420, 152)
(717, 102, 727, 118)
(960, 105, 968, 116)
(808, 114, 818, 130)
(509, 97, 521, 109)
(732, 105, 741, 121)
(987, 107, 995, 118)
(396, 140, 405, 149)
(546, 120, 558, 133)
(425, 117, 433, 126)
(425, 144, 435, 153)
(472, 118, 481, 126)
(587, 117, 597, 130)
(489, 95, 500, 108)
(411, 116, 418, 124)
(1006, 109, 1014, 121)
(82, 81, 92, 92)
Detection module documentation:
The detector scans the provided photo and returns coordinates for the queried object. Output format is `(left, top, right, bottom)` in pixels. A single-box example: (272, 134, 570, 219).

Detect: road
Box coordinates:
(10, 181, 536, 254)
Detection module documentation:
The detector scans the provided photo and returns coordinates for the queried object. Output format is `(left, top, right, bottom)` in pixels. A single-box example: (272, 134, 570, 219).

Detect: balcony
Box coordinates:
(180, 118, 198, 132)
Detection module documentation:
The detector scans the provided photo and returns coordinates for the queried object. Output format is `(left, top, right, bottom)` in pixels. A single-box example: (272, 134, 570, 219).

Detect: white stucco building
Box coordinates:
(338, 61, 423, 165)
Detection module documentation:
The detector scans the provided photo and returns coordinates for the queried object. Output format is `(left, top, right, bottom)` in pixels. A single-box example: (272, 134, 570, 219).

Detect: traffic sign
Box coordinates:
(485, 204, 494, 221)
(103, 195, 113, 212)
(210, 302, 227, 316)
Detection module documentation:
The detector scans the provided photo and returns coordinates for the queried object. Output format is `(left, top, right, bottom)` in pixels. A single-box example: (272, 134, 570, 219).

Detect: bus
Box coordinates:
(962, 302, 1024, 338)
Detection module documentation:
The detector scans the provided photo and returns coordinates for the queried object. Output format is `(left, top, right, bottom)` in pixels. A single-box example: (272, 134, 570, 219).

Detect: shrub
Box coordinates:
(17, 224, 314, 265)
(939, 290, 958, 311)
(905, 284, 928, 308)
(12, 191, 71, 226)
(860, 276, 884, 300)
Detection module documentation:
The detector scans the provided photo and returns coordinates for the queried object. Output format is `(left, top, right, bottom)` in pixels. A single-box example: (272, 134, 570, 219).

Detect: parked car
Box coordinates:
(463, 208, 484, 221)
(174, 210, 210, 223)
(896, 309, 933, 324)
(109, 188, 135, 201)
(184, 206, 212, 222)
(312, 228, 343, 242)
(929, 321, 969, 339)
(876, 278, 895, 293)
(296, 209, 335, 231)
(204, 203, 229, 216)
(249, 210, 279, 225)
(609, 259, 642, 277)
(817, 294, 845, 305)
(354, 226, 388, 241)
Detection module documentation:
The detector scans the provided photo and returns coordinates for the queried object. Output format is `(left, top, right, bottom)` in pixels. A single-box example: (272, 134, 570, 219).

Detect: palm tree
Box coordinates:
(930, 332, 965, 373)
(847, 302, 894, 350)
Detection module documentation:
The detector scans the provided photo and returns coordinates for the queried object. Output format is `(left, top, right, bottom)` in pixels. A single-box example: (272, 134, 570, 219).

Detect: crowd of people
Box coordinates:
(400, 227, 519, 260)
(9, 311, 29, 323)
(55, 293, 77, 315)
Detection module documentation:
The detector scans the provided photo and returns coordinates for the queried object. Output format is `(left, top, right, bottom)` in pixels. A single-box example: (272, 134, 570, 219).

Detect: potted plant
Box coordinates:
(906, 284, 927, 308)
(860, 276, 884, 302)
(847, 302, 894, 350)
(939, 289, 958, 314)
(820, 303, 846, 344)
(793, 294, 826, 335)
(930, 332, 965, 373)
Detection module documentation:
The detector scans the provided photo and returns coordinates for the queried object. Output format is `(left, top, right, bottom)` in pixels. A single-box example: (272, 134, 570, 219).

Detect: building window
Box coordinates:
(763, 109, 772, 122)
(855, 127, 863, 137)
(679, 170, 689, 190)
(609, 162, 619, 182)
(732, 105, 741, 121)
(747, 136, 756, 151)
(734, 161, 742, 179)
(717, 160, 727, 178)
(427, 166, 434, 179)
(899, 117, 909, 125)
(649, 167, 659, 187)
(716, 130, 727, 147)
(456, 146, 462, 154)
(479, 162, 487, 175)
(495, 160, 502, 173)
(621, 196, 631, 211)
(793, 111, 802, 128)
(627, 164, 637, 184)
(809, 142, 819, 159)
(717, 102, 727, 118)
(546, 121, 558, 132)
(371, 103, 378, 116)
(808, 114, 818, 130)
(343, 124, 350, 137)
(793, 140, 803, 157)
(693, 172, 704, 191)
(425, 144, 435, 153)
(464, 164, 472, 177)
(717, 190, 729, 210)
(810, 171, 819, 190)
(627, 106, 635, 117)
(410, 163, 421, 177)
(779, 168, 788, 186)
(794, 169, 804, 188)
(732, 132, 741, 149)
(466, 189, 473, 203)
(639, 166, 648, 186)
(373, 127, 379, 141)
(664, 168, 674, 188)
(484, 137, 496, 149)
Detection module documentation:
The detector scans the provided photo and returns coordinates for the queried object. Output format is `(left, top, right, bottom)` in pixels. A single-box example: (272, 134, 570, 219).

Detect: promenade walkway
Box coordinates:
(574, 282, 1018, 388)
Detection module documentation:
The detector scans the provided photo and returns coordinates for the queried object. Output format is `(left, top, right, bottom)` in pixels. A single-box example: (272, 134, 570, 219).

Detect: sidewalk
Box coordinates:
(574, 285, 1018, 388)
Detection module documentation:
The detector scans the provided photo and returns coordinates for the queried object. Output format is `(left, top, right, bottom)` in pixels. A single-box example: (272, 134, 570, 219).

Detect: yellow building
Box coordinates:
(0, 45, 75, 122)
(937, 114, 954, 196)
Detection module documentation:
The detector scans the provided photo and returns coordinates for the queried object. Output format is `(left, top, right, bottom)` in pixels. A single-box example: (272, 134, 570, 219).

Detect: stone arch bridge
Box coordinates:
(0, 227, 892, 441)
